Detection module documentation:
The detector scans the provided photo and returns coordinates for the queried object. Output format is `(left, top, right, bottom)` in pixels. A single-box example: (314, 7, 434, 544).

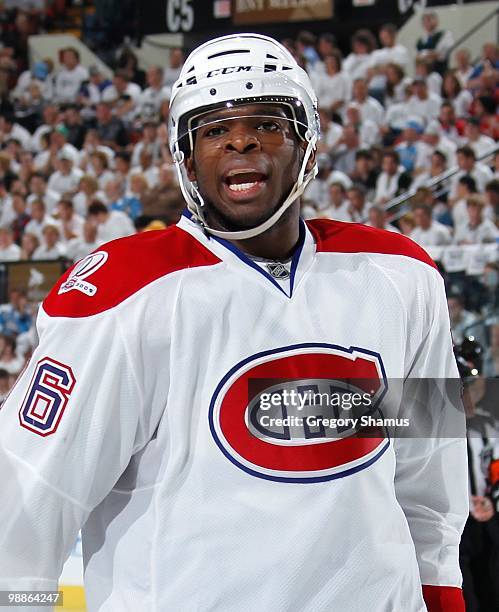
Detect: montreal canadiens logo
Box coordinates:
(209, 343, 389, 483)
(58, 251, 108, 296)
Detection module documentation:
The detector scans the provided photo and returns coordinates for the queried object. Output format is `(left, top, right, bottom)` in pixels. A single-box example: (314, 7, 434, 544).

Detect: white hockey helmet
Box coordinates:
(168, 33, 319, 240)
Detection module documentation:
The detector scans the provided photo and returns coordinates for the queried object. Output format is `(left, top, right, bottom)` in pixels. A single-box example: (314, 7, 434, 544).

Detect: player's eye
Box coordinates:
(203, 125, 228, 137)
(257, 120, 281, 133)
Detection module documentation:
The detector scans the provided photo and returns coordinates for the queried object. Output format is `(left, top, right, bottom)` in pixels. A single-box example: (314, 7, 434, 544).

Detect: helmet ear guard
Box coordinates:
(168, 34, 320, 240)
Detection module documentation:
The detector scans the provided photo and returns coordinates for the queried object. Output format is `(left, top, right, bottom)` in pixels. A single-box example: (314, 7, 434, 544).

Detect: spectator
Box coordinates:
(349, 149, 379, 197)
(47, 149, 83, 195)
(369, 23, 409, 73)
(163, 48, 184, 90)
(395, 117, 432, 174)
(139, 66, 170, 120)
(27, 171, 59, 215)
(0, 289, 31, 336)
(63, 104, 86, 150)
(0, 227, 20, 261)
(450, 146, 494, 198)
(464, 118, 496, 159)
(311, 51, 350, 114)
(407, 77, 441, 122)
(317, 33, 337, 63)
(106, 179, 142, 221)
(346, 185, 372, 223)
(412, 149, 449, 191)
(296, 31, 320, 73)
(442, 72, 473, 118)
(414, 57, 442, 97)
(116, 48, 146, 89)
(0, 335, 23, 376)
(366, 205, 400, 232)
(0, 368, 10, 403)
(10, 193, 30, 244)
(374, 150, 412, 205)
(32, 224, 66, 260)
(316, 109, 342, 154)
(454, 196, 499, 245)
(54, 47, 89, 104)
(19, 231, 39, 260)
(384, 63, 411, 106)
(94, 102, 129, 149)
(90, 150, 115, 190)
(416, 11, 454, 74)
(343, 30, 377, 81)
(399, 213, 416, 236)
(30, 103, 59, 153)
(114, 150, 132, 192)
(347, 78, 384, 126)
(141, 163, 184, 225)
(78, 129, 114, 174)
(103, 69, 142, 122)
(24, 198, 55, 241)
(448, 294, 478, 344)
(485, 180, 499, 217)
(66, 219, 100, 263)
(73, 175, 104, 217)
(438, 101, 462, 145)
(468, 43, 499, 90)
(78, 65, 112, 108)
(410, 203, 452, 246)
(453, 48, 473, 88)
(131, 120, 161, 167)
(483, 323, 499, 377)
(87, 200, 135, 243)
(321, 182, 351, 222)
(343, 103, 379, 149)
(451, 175, 480, 231)
(0, 112, 31, 149)
(421, 119, 457, 167)
(56, 198, 84, 243)
(130, 150, 159, 188)
(127, 173, 148, 215)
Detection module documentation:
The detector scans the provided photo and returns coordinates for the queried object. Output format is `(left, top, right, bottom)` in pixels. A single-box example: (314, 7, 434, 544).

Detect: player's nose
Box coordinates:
(224, 125, 260, 154)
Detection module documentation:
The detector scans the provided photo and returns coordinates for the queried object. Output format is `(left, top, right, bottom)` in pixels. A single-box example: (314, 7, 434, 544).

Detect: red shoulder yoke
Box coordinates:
(43, 227, 221, 318)
(306, 219, 438, 270)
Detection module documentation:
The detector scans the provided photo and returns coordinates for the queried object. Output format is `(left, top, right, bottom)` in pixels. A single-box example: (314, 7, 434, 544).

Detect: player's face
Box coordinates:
(187, 104, 306, 231)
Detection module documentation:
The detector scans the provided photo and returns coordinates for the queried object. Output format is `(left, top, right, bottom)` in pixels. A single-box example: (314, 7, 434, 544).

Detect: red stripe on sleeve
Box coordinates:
(422, 585, 465, 612)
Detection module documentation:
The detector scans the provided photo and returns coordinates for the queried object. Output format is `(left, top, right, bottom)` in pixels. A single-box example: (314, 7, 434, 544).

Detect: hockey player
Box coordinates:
(0, 34, 468, 611)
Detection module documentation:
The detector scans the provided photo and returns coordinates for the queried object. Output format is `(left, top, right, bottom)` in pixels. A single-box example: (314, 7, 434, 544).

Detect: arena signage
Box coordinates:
(233, 0, 333, 25)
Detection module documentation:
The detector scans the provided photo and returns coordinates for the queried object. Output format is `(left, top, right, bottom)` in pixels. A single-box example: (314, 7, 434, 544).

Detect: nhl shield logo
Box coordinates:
(209, 343, 389, 483)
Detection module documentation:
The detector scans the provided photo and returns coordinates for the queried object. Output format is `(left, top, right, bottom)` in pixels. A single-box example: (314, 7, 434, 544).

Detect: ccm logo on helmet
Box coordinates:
(209, 343, 389, 484)
(206, 66, 252, 78)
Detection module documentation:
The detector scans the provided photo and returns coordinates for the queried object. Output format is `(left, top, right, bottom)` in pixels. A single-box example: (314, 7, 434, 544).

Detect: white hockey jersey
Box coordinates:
(0, 215, 468, 612)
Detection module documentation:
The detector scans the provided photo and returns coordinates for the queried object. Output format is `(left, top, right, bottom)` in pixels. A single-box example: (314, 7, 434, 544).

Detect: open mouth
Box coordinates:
(223, 170, 268, 198)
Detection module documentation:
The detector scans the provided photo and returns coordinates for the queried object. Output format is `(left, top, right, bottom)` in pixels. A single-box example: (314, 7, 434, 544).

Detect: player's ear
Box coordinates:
(185, 156, 197, 181)
(301, 142, 316, 174)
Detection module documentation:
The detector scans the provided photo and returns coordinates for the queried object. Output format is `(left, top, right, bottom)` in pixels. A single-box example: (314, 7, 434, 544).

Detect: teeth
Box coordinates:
(228, 182, 259, 192)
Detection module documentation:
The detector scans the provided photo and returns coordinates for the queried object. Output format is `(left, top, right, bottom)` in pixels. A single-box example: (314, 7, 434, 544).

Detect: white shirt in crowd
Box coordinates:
(57, 214, 85, 243)
(26, 190, 61, 216)
(55, 65, 89, 103)
(311, 72, 351, 110)
(349, 97, 385, 126)
(466, 135, 496, 159)
(410, 221, 452, 247)
(96, 211, 136, 244)
(454, 219, 499, 245)
(406, 93, 442, 122)
(320, 200, 352, 222)
(0, 243, 21, 262)
(451, 201, 495, 231)
(65, 237, 100, 263)
(32, 242, 67, 261)
(450, 165, 494, 198)
(47, 167, 84, 195)
(426, 72, 443, 97)
(138, 86, 171, 119)
(342, 53, 371, 81)
(369, 45, 409, 70)
(374, 169, 405, 203)
(451, 90, 473, 118)
(24, 216, 58, 242)
(0, 195, 15, 229)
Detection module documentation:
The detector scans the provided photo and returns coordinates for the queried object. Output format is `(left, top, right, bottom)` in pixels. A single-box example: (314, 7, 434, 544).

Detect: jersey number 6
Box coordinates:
(19, 357, 76, 437)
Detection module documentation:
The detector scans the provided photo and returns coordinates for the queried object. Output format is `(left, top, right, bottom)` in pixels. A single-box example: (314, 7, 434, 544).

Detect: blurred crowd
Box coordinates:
(0, 10, 496, 394)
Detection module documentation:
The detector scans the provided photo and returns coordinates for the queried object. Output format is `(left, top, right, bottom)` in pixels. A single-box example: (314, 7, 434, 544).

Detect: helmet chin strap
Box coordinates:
(176, 135, 317, 241)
